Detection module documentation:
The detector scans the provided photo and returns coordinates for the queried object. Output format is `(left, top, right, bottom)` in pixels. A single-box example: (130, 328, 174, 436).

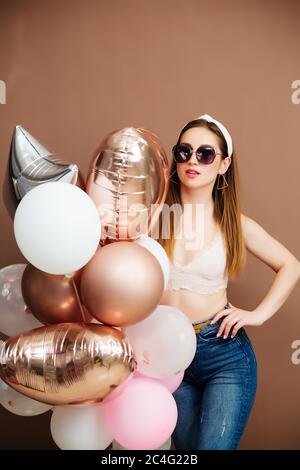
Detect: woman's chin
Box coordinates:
(179, 177, 203, 188)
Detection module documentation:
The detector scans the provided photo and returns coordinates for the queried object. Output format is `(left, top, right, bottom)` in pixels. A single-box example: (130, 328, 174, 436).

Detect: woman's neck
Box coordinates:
(180, 183, 214, 213)
(178, 184, 216, 244)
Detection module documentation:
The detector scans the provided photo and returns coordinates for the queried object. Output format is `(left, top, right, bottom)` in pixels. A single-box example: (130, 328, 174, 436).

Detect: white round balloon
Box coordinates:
(14, 182, 101, 275)
(50, 404, 113, 450)
(123, 305, 196, 378)
(0, 379, 52, 416)
(135, 235, 170, 289)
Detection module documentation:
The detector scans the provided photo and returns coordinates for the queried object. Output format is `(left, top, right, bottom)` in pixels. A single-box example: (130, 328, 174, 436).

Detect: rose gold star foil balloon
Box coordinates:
(80, 242, 164, 327)
(86, 127, 169, 245)
(0, 323, 136, 405)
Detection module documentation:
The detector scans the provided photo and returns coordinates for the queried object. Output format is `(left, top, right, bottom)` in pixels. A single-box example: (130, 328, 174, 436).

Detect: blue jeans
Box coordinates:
(172, 302, 257, 450)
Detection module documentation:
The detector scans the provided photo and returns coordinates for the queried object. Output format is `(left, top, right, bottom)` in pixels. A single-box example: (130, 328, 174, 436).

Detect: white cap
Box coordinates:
(182, 113, 233, 157)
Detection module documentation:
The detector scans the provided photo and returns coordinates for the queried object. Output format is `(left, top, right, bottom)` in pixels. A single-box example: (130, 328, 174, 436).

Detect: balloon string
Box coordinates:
(71, 277, 88, 323)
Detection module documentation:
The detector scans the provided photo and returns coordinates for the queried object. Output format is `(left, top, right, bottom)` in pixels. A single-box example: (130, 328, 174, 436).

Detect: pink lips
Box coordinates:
(186, 169, 201, 178)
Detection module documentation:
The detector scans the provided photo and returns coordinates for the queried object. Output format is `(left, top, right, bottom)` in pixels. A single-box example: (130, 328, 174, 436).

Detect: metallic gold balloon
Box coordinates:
(10, 125, 79, 200)
(21, 264, 92, 325)
(85, 127, 169, 245)
(80, 241, 164, 327)
(0, 323, 136, 405)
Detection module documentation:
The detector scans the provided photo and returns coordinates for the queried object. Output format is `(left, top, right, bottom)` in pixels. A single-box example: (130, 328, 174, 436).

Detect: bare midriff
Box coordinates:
(159, 287, 228, 324)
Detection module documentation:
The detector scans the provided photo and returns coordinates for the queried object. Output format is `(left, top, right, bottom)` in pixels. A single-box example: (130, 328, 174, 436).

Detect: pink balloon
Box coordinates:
(133, 370, 184, 394)
(102, 377, 178, 450)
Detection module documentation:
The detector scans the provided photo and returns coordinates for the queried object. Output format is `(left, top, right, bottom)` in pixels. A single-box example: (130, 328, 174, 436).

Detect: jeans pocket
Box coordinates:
(241, 329, 258, 366)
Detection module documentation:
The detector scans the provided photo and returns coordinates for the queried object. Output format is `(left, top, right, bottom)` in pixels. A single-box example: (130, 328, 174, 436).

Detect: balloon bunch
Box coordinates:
(0, 125, 197, 450)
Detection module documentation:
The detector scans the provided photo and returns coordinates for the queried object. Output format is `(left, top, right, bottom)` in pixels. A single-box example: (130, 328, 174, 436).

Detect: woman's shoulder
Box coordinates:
(240, 213, 266, 241)
(240, 212, 254, 241)
(240, 212, 249, 229)
(239, 213, 298, 271)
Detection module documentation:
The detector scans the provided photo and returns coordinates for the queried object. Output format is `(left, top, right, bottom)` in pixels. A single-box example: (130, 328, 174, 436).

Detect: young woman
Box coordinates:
(158, 113, 300, 450)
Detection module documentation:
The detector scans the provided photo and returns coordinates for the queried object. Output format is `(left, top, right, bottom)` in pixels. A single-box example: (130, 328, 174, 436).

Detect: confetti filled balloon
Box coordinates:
(0, 378, 52, 416)
(0, 263, 42, 337)
(123, 304, 197, 378)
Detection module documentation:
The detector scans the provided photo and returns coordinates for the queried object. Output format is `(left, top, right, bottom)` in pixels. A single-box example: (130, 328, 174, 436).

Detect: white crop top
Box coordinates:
(166, 231, 228, 294)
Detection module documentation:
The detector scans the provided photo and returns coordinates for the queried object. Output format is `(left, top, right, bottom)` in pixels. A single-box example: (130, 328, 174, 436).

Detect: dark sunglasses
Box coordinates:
(172, 143, 223, 164)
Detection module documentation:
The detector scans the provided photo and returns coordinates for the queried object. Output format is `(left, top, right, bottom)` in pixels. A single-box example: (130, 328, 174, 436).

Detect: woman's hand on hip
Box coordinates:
(210, 302, 264, 338)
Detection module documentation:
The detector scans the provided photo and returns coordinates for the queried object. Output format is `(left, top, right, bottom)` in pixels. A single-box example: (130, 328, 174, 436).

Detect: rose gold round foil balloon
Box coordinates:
(21, 264, 93, 325)
(0, 323, 136, 405)
(85, 127, 169, 245)
(80, 242, 164, 327)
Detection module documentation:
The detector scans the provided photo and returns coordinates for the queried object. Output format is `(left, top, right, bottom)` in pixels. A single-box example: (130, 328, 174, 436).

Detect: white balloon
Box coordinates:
(123, 305, 196, 378)
(112, 436, 172, 450)
(0, 379, 52, 416)
(135, 235, 170, 289)
(14, 182, 101, 275)
(0, 264, 42, 336)
(50, 404, 113, 450)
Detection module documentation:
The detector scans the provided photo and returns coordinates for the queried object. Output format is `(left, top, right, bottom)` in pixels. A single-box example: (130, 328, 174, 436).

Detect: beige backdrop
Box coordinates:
(0, 0, 300, 450)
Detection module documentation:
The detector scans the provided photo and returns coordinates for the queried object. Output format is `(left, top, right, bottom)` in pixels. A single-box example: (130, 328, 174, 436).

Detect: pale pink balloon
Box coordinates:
(101, 377, 178, 450)
(133, 369, 184, 394)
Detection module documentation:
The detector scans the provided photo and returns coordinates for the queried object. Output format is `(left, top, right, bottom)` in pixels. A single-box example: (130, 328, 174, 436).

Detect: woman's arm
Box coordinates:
(241, 214, 300, 324)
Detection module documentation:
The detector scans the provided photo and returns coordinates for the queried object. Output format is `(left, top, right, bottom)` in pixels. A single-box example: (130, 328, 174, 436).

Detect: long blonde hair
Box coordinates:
(157, 118, 246, 280)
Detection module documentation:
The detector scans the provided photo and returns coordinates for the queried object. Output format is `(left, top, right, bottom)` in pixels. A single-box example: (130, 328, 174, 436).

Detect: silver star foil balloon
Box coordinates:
(10, 125, 79, 200)
(86, 127, 169, 244)
(0, 323, 136, 405)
